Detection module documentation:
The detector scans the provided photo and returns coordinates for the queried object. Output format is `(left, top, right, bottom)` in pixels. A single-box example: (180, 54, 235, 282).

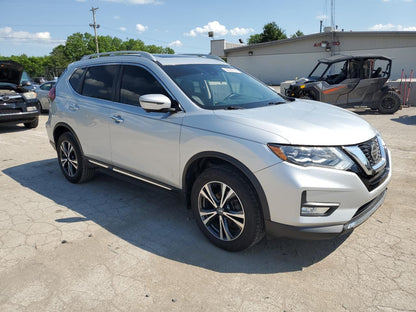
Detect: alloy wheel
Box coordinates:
(198, 181, 245, 241)
(59, 141, 78, 177)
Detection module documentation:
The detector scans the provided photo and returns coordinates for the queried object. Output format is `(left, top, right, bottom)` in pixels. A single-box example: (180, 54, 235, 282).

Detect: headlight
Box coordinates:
(23, 92, 37, 100)
(268, 144, 354, 170)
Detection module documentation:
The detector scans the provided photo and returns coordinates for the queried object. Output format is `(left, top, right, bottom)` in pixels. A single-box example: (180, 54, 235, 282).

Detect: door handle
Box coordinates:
(111, 115, 124, 124)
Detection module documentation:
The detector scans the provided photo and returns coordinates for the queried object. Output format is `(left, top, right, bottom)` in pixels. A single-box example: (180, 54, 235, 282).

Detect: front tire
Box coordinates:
(191, 166, 264, 251)
(56, 132, 95, 183)
(379, 90, 401, 114)
(24, 117, 39, 128)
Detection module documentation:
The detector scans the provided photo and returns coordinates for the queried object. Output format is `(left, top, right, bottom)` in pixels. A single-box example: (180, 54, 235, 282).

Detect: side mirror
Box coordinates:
(139, 94, 175, 112)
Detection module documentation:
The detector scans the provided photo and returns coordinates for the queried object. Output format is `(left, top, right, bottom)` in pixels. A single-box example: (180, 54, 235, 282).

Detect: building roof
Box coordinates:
(224, 31, 416, 54)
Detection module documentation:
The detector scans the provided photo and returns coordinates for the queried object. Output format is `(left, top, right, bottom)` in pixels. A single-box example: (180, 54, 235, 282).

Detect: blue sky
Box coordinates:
(1, 0, 415, 57)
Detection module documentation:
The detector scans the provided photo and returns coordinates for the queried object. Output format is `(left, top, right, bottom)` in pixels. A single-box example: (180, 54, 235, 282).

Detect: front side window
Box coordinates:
(162, 64, 285, 109)
(40, 82, 54, 91)
(82, 65, 118, 101)
(120, 65, 168, 106)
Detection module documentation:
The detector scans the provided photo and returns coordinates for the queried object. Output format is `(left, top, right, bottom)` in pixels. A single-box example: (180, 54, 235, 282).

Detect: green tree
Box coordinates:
(291, 30, 304, 38)
(248, 22, 287, 44)
(64, 32, 94, 62)
(1, 33, 175, 79)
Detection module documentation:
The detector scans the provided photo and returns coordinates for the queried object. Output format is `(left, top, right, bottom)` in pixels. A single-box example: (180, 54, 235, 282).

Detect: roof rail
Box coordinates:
(181, 54, 225, 62)
(81, 51, 157, 62)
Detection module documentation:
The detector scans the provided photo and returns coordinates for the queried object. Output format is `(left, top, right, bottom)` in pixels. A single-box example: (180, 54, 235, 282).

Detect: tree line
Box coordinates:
(1, 32, 174, 79)
(1, 23, 301, 79)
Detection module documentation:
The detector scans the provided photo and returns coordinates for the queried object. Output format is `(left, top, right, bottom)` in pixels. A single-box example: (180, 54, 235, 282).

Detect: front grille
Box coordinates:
(358, 137, 382, 166)
(2, 98, 24, 104)
(358, 156, 390, 191)
(344, 135, 389, 191)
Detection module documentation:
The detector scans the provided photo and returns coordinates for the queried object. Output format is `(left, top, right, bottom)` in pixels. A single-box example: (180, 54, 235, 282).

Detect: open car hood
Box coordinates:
(0, 60, 24, 86)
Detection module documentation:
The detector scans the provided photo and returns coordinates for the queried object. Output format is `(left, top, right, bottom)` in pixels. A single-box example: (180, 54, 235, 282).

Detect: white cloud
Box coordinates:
(185, 21, 228, 37)
(316, 14, 328, 20)
(168, 40, 182, 47)
(230, 27, 254, 36)
(113, 16, 120, 20)
(185, 21, 253, 37)
(136, 24, 148, 33)
(0, 27, 54, 42)
(119, 27, 127, 31)
(369, 23, 416, 31)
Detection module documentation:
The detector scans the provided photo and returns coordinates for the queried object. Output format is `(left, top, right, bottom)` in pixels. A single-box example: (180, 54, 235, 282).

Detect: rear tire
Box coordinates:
(24, 117, 39, 128)
(191, 166, 265, 251)
(56, 132, 95, 183)
(379, 90, 401, 114)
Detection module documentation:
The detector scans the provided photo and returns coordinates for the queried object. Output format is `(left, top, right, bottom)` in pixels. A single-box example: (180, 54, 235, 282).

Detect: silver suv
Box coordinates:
(46, 51, 391, 251)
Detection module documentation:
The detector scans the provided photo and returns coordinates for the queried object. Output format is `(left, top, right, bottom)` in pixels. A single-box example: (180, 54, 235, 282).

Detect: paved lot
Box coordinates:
(0, 108, 415, 311)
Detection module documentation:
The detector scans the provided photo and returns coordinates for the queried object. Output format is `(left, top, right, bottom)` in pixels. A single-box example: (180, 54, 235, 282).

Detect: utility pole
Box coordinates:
(89, 7, 100, 55)
(330, 0, 335, 55)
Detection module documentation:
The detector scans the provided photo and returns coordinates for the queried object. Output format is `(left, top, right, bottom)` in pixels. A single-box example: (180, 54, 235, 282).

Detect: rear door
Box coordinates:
(65, 65, 119, 163)
(347, 58, 390, 106)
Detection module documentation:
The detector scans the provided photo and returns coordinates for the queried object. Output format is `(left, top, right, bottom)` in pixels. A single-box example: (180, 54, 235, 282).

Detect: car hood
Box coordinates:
(290, 76, 319, 86)
(213, 100, 376, 146)
(0, 60, 23, 86)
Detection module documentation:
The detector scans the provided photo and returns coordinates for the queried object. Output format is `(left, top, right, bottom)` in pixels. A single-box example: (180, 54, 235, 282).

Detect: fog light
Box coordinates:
(301, 204, 335, 216)
(300, 191, 339, 216)
(27, 106, 37, 112)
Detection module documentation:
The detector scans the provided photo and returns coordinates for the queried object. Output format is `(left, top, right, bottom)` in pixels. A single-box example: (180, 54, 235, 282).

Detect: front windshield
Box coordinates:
(162, 64, 285, 109)
(309, 62, 329, 80)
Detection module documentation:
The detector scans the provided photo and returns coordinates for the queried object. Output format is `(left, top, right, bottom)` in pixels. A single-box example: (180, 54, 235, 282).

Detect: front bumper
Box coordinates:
(265, 189, 387, 239)
(256, 149, 392, 239)
(0, 100, 40, 124)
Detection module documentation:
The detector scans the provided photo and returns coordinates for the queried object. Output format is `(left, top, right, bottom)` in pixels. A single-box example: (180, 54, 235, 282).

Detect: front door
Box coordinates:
(109, 65, 183, 187)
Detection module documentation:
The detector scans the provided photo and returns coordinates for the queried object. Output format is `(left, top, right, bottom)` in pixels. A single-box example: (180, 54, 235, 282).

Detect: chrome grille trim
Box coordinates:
(343, 136, 386, 176)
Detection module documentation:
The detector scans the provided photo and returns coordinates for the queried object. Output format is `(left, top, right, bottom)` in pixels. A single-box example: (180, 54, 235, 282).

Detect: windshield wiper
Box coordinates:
(224, 106, 245, 110)
(268, 101, 286, 105)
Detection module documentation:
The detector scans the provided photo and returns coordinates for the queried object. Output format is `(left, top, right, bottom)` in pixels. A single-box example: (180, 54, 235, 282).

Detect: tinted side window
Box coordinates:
(120, 65, 168, 106)
(69, 68, 85, 94)
(82, 65, 118, 101)
(40, 82, 54, 91)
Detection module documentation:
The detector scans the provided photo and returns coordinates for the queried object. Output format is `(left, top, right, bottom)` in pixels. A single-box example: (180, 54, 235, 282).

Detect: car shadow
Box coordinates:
(352, 109, 380, 115)
(0, 123, 30, 133)
(3, 159, 350, 274)
(391, 114, 416, 125)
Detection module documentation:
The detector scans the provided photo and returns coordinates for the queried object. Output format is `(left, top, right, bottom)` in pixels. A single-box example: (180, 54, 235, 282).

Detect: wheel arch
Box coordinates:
(182, 151, 271, 221)
(53, 122, 84, 154)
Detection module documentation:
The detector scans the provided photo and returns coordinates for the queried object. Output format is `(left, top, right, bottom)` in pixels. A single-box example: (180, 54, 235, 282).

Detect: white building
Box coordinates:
(212, 30, 416, 86)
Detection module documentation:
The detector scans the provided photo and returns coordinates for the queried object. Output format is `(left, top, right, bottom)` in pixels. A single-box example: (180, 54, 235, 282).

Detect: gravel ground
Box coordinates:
(0, 108, 415, 312)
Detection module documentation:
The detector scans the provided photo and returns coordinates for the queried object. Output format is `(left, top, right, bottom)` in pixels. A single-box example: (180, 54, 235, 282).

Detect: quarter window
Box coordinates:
(82, 65, 118, 101)
(69, 68, 85, 94)
(120, 65, 168, 106)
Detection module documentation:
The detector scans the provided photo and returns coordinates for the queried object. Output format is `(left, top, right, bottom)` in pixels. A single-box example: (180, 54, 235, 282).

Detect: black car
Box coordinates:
(0, 60, 40, 128)
(285, 55, 401, 114)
